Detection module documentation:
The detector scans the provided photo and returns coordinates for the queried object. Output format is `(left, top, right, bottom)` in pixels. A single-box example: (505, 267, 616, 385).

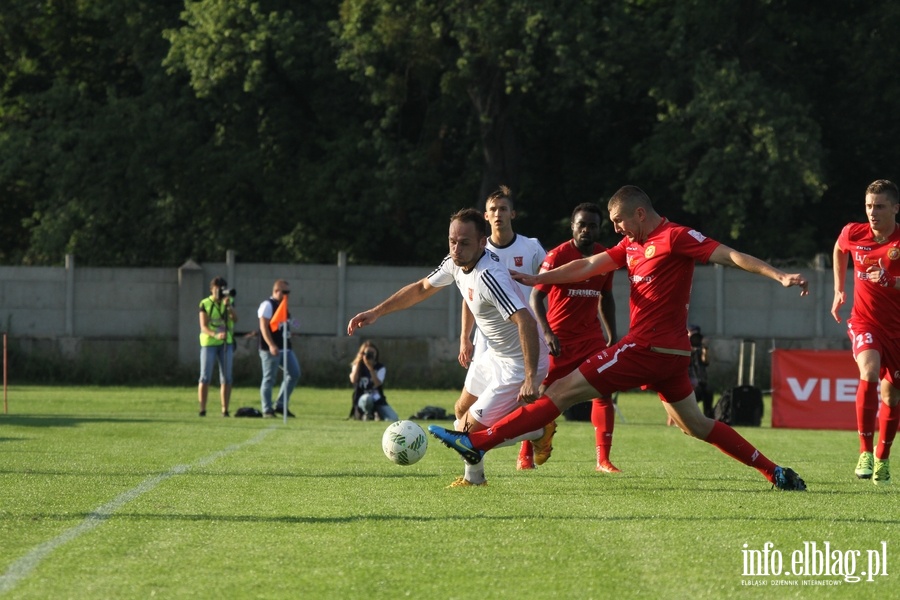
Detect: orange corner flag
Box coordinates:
(270, 298, 288, 332)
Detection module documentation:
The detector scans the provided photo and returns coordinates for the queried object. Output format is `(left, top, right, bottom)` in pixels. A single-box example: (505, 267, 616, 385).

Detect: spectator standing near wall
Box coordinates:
(258, 279, 300, 418)
(198, 276, 237, 417)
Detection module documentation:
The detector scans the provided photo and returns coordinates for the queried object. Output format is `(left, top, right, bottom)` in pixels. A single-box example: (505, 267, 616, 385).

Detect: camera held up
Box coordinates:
(218, 286, 237, 299)
(364, 350, 376, 360)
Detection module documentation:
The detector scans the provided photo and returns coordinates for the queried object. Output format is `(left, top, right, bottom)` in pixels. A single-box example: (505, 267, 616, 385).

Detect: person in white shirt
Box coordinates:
(458, 186, 547, 471)
(348, 208, 552, 487)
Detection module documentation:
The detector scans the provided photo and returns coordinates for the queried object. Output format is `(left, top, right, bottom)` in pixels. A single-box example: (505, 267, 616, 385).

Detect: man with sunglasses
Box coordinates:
(258, 279, 301, 417)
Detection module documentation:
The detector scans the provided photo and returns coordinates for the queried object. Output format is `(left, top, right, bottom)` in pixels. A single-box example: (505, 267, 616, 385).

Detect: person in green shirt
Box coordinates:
(198, 277, 238, 416)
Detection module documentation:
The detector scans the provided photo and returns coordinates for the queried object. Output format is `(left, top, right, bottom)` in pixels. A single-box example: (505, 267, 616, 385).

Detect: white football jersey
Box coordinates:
(469, 234, 546, 357)
(487, 233, 546, 299)
(428, 250, 548, 362)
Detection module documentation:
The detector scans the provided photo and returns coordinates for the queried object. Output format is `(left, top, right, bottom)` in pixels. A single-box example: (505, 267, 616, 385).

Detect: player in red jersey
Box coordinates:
(429, 185, 809, 491)
(531, 203, 620, 473)
(832, 179, 900, 485)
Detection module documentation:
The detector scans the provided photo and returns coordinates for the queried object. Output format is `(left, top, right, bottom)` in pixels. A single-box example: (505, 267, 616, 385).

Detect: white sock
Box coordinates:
(464, 459, 486, 484)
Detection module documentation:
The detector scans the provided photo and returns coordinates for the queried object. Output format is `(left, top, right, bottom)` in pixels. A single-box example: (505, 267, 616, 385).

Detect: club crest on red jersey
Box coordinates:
(889, 247, 900, 261)
(644, 245, 656, 258)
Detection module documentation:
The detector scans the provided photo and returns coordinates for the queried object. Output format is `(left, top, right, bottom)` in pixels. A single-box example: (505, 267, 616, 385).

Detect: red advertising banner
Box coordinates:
(771, 349, 859, 430)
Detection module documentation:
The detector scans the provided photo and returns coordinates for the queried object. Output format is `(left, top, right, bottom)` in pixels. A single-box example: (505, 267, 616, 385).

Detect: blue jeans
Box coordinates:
(259, 349, 300, 412)
(199, 344, 233, 385)
(358, 393, 399, 421)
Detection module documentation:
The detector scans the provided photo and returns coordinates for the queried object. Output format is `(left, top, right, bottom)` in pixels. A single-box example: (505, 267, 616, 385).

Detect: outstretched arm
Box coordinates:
(347, 278, 441, 335)
(708, 245, 809, 296)
(512, 252, 617, 287)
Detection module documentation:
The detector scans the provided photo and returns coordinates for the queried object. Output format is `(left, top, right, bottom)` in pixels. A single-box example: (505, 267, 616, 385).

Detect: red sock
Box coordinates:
(592, 397, 615, 462)
(470, 397, 561, 451)
(704, 420, 778, 482)
(876, 403, 900, 460)
(857, 380, 879, 453)
(519, 440, 533, 458)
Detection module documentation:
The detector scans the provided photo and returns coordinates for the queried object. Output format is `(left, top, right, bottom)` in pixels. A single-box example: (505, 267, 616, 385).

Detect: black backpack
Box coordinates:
(713, 388, 763, 427)
(234, 407, 263, 418)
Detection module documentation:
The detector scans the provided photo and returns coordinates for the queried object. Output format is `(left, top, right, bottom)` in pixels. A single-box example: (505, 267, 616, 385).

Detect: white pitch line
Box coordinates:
(0, 426, 276, 595)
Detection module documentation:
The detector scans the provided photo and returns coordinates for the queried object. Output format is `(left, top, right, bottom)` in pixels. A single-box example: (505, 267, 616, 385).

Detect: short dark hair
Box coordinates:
(571, 202, 603, 222)
(608, 185, 653, 213)
(866, 179, 899, 204)
(485, 185, 513, 209)
(210, 276, 226, 289)
(451, 208, 488, 237)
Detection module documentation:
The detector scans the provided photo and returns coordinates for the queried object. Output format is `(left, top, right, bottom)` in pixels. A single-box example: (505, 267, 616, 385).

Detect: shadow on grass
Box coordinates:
(9, 511, 900, 526)
(0, 415, 158, 429)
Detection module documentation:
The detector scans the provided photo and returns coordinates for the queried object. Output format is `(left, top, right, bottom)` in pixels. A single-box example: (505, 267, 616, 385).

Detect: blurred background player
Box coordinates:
(531, 203, 620, 472)
(832, 179, 900, 485)
(456, 186, 547, 471)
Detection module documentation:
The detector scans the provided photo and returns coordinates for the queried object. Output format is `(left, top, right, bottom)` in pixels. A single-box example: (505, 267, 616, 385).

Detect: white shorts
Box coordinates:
(464, 349, 549, 427)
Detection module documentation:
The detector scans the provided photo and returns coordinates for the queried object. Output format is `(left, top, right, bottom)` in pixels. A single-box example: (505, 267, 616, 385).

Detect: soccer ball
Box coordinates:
(382, 420, 428, 466)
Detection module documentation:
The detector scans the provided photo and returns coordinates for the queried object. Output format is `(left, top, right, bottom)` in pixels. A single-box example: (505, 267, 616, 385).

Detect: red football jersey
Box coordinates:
(837, 222, 900, 334)
(606, 219, 719, 351)
(534, 240, 613, 343)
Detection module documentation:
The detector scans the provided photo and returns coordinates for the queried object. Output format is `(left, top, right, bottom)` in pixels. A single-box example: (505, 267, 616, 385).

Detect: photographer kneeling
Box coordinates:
(349, 341, 398, 421)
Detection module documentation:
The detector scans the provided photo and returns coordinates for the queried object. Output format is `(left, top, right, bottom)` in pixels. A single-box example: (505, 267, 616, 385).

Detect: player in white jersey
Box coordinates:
(348, 208, 551, 487)
(458, 186, 547, 471)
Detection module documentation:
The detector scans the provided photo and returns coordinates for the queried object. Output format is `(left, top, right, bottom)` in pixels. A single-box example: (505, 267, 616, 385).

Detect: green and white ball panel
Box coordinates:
(382, 420, 428, 466)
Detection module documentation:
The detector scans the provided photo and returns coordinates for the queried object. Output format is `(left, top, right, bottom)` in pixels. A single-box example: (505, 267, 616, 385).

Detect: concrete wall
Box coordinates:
(0, 252, 853, 386)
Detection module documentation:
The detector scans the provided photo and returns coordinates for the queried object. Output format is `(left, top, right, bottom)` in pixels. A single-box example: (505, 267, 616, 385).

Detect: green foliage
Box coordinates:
(633, 56, 826, 257)
(3, 1, 900, 266)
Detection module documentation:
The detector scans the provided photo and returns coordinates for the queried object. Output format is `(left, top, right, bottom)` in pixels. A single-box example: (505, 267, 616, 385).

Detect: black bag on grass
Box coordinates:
(234, 407, 263, 418)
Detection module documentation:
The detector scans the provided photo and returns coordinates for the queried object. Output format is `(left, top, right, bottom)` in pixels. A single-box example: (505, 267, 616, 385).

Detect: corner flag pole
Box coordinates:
(3, 333, 7, 414)
(282, 323, 289, 424)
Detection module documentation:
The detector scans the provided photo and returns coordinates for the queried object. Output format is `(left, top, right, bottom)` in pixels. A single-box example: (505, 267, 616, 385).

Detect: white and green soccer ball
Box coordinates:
(382, 420, 428, 466)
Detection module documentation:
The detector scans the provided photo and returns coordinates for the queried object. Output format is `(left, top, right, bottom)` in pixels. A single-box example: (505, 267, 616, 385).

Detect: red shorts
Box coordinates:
(547, 335, 611, 402)
(546, 335, 608, 385)
(577, 338, 693, 403)
(848, 321, 900, 386)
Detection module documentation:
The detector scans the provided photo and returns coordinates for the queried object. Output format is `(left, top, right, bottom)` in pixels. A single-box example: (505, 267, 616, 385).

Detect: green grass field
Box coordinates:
(0, 386, 896, 599)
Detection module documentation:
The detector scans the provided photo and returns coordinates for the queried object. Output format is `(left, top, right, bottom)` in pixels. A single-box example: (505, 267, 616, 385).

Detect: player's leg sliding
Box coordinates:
(703, 420, 807, 491)
(593, 397, 619, 473)
(429, 397, 562, 465)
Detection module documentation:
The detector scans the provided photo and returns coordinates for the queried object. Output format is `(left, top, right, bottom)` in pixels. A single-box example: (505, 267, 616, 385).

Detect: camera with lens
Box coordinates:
(218, 287, 237, 299)
(364, 350, 376, 360)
